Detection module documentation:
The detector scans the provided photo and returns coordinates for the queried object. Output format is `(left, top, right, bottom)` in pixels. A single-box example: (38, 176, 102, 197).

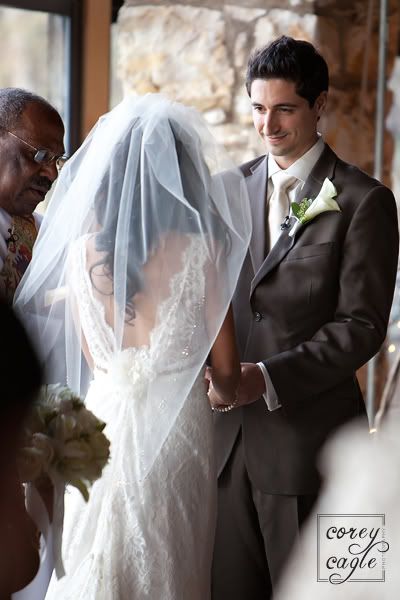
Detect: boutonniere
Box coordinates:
(289, 178, 340, 237)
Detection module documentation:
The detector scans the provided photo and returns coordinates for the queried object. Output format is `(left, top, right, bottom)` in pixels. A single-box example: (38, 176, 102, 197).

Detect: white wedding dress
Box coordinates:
(45, 235, 217, 599)
(14, 94, 251, 600)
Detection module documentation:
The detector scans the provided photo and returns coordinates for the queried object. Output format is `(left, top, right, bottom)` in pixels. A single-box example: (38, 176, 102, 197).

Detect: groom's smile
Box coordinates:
(250, 78, 327, 169)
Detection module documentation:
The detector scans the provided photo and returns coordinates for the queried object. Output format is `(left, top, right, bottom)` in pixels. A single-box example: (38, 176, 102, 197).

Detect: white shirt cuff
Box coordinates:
(256, 361, 281, 411)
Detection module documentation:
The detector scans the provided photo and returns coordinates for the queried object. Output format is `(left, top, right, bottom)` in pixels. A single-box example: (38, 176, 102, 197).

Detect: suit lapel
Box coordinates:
(250, 144, 338, 298)
(246, 156, 268, 273)
(294, 144, 336, 205)
(250, 218, 297, 296)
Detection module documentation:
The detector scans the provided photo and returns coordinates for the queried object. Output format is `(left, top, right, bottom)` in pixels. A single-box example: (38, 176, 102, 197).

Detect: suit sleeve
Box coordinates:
(264, 185, 399, 405)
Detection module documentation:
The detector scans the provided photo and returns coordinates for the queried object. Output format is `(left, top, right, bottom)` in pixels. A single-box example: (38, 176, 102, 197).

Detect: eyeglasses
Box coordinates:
(4, 128, 68, 170)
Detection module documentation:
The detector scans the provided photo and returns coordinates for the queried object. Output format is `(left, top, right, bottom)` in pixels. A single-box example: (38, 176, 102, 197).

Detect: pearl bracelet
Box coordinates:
(211, 393, 238, 413)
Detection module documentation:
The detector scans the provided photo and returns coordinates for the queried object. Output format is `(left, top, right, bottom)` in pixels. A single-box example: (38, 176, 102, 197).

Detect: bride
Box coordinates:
(14, 94, 251, 599)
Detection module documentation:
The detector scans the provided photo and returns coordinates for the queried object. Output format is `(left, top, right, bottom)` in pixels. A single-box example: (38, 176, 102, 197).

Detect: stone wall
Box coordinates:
(116, 0, 399, 181)
(115, 0, 400, 406)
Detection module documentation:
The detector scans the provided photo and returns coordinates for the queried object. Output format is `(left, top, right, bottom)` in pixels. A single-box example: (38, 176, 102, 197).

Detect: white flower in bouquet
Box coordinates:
(18, 445, 49, 482)
(18, 384, 111, 501)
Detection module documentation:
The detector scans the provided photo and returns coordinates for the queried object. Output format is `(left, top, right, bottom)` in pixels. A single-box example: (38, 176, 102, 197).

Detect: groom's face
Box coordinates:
(250, 78, 327, 170)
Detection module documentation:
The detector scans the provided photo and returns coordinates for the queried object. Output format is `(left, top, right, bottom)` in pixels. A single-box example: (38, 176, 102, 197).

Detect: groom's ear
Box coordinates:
(315, 91, 328, 120)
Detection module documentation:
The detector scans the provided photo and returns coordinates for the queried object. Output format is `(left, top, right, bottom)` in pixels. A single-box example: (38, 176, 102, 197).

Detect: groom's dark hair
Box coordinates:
(93, 115, 229, 322)
(245, 35, 329, 107)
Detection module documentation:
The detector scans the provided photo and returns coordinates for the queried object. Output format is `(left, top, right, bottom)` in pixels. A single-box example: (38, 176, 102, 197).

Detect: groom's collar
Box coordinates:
(267, 135, 325, 184)
(247, 140, 337, 191)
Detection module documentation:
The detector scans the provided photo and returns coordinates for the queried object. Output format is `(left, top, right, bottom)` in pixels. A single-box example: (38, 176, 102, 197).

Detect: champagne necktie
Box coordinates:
(268, 172, 297, 250)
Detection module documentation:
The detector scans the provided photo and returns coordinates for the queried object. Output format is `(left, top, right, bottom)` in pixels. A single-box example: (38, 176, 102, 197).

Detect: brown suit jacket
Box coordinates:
(215, 143, 399, 494)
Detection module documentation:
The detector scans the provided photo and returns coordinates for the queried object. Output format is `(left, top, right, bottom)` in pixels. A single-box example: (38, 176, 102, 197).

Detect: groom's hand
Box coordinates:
(204, 366, 212, 393)
(235, 362, 266, 407)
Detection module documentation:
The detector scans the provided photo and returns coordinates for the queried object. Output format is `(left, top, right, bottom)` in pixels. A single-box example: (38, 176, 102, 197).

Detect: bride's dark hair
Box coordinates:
(91, 116, 229, 321)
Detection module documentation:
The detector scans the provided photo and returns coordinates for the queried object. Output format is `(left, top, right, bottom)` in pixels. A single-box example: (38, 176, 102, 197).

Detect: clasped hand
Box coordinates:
(206, 363, 266, 411)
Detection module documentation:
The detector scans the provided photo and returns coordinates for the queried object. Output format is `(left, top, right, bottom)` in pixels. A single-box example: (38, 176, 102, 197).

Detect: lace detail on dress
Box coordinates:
(69, 234, 209, 377)
(68, 235, 116, 371)
(46, 234, 216, 600)
(149, 235, 208, 370)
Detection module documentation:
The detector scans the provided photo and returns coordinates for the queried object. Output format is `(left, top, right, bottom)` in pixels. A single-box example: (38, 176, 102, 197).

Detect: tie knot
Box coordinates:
(271, 171, 297, 194)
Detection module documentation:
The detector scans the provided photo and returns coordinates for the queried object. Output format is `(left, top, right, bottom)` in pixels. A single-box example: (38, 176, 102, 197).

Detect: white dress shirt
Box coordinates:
(267, 135, 325, 219)
(258, 136, 325, 411)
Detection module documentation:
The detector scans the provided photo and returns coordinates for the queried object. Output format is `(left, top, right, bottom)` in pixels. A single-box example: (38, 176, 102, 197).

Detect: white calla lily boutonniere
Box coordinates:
(289, 177, 340, 237)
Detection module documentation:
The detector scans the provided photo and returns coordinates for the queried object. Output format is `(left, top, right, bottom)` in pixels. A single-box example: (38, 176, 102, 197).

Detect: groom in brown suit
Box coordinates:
(211, 36, 399, 599)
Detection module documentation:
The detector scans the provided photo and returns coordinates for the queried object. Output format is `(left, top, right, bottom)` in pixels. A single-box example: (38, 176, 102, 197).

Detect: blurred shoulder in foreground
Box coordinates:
(0, 299, 42, 598)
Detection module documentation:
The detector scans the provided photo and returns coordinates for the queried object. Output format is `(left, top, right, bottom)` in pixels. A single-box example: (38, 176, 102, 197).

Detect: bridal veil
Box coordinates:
(14, 94, 251, 479)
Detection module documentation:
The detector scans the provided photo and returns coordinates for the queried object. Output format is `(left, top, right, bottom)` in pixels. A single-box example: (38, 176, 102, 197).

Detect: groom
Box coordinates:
(212, 36, 399, 599)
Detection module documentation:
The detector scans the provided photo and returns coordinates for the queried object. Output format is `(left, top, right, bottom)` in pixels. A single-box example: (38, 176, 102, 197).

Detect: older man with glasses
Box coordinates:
(0, 88, 65, 303)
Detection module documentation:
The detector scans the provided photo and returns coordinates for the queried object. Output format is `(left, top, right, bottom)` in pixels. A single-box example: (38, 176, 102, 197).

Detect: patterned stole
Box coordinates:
(0, 215, 38, 304)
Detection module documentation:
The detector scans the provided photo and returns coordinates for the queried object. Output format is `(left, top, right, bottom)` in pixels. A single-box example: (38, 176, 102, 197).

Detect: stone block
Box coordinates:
(254, 9, 317, 49)
(316, 12, 399, 86)
(323, 87, 394, 183)
(117, 5, 234, 111)
(224, 5, 266, 23)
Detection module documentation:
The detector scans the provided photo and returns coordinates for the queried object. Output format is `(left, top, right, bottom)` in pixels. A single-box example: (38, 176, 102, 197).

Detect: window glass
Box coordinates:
(0, 6, 69, 143)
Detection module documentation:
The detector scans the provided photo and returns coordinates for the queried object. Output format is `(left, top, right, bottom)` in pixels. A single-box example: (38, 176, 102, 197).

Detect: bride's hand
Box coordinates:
(208, 382, 236, 411)
(204, 366, 212, 393)
(209, 363, 267, 411)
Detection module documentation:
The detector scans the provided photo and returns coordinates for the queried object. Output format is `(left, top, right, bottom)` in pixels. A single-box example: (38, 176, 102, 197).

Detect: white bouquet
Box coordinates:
(17, 384, 110, 501)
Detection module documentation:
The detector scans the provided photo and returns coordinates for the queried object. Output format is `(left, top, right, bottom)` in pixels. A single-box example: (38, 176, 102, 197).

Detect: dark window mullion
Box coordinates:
(0, 1, 72, 16)
(68, 0, 82, 152)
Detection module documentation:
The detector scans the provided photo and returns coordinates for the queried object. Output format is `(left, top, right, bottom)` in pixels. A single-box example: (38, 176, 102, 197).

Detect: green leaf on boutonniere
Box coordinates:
(69, 478, 90, 502)
(292, 198, 312, 221)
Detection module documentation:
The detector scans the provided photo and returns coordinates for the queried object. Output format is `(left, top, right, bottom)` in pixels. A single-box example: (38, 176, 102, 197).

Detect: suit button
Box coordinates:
(254, 311, 262, 322)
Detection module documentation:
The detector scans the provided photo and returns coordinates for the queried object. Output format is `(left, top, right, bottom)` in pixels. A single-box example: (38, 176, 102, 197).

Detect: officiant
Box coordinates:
(0, 88, 65, 303)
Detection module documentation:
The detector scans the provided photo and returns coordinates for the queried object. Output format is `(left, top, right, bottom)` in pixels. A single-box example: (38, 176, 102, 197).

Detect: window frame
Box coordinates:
(0, 0, 83, 152)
